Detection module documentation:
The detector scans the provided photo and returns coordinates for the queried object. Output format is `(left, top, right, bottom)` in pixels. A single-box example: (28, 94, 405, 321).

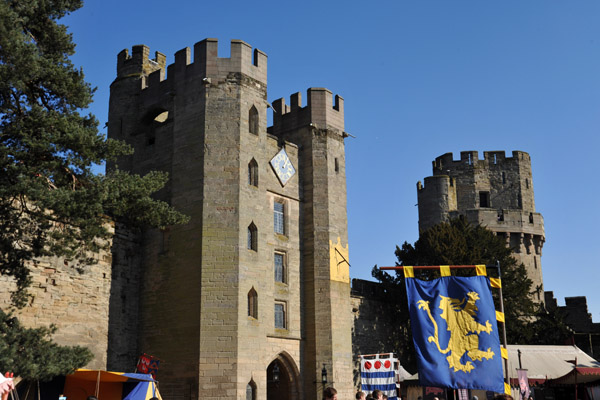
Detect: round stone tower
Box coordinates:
(417, 150, 545, 299)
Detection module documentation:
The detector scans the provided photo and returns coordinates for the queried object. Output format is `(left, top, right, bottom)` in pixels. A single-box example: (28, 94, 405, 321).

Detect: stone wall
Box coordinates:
(106, 223, 143, 371)
(351, 279, 411, 390)
(545, 291, 600, 358)
(0, 229, 115, 369)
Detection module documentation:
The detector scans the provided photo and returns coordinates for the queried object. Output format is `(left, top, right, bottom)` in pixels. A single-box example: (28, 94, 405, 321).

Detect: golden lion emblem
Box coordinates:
(417, 291, 495, 373)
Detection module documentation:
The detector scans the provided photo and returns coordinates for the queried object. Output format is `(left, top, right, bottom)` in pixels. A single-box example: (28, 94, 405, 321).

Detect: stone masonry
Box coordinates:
(106, 39, 353, 400)
(417, 151, 545, 298)
(0, 224, 123, 370)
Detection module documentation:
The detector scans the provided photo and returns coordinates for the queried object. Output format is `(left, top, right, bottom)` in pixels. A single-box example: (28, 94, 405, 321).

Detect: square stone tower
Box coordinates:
(416, 151, 545, 299)
(107, 39, 353, 400)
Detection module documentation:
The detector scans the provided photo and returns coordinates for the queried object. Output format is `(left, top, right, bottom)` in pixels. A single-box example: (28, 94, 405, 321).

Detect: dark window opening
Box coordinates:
(479, 191, 490, 208)
(334, 157, 339, 173)
(248, 159, 258, 186)
(247, 223, 257, 251)
(497, 210, 504, 221)
(502, 172, 506, 184)
(248, 287, 258, 319)
(246, 380, 257, 400)
(249, 106, 259, 135)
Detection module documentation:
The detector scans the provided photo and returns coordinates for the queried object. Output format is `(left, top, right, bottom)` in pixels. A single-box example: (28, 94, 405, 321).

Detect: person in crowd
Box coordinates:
(356, 391, 366, 400)
(371, 390, 383, 400)
(324, 387, 338, 400)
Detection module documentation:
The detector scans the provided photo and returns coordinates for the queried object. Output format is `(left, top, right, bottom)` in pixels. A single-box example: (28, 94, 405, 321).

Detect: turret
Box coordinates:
(418, 150, 545, 301)
(270, 88, 345, 135)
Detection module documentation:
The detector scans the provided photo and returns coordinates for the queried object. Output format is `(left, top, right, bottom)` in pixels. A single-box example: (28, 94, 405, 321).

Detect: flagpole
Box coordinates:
(496, 261, 510, 395)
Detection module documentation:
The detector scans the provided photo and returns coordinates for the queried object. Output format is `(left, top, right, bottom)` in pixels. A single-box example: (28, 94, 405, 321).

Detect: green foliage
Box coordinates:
(372, 217, 570, 370)
(0, 0, 188, 307)
(0, 0, 188, 380)
(0, 309, 92, 381)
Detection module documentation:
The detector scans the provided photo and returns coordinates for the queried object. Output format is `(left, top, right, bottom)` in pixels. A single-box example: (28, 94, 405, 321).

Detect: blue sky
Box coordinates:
(64, 1, 600, 319)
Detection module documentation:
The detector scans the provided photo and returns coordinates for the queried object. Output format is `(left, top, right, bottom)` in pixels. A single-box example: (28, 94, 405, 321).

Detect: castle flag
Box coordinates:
(360, 355, 398, 400)
(405, 275, 504, 393)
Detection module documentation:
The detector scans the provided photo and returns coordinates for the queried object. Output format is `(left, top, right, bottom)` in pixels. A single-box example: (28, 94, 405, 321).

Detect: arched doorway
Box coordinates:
(266, 353, 300, 400)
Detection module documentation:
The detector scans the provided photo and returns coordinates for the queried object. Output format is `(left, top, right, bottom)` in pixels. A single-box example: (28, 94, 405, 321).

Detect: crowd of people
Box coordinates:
(323, 386, 518, 400)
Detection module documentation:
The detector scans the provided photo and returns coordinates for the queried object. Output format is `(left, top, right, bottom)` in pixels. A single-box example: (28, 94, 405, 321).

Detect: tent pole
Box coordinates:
(96, 371, 101, 398)
(496, 261, 509, 393)
(23, 381, 31, 400)
(574, 357, 577, 400)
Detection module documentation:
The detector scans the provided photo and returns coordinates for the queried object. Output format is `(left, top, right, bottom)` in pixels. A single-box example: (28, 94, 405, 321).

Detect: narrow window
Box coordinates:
(334, 157, 339, 173)
(249, 106, 259, 135)
(493, 154, 497, 164)
(246, 381, 257, 400)
(247, 223, 257, 251)
(502, 172, 506, 184)
(248, 159, 258, 186)
(529, 213, 534, 224)
(248, 287, 258, 318)
(274, 201, 284, 235)
(274, 302, 286, 329)
(526, 178, 529, 189)
(479, 191, 490, 208)
(274, 252, 285, 283)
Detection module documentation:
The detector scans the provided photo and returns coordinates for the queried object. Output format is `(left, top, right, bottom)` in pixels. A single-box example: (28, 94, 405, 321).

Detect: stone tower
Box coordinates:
(107, 39, 353, 400)
(417, 151, 545, 298)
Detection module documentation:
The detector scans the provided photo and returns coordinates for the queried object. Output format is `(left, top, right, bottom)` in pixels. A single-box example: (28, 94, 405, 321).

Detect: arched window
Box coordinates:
(248, 287, 258, 319)
(247, 222, 257, 251)
(249, 106, 259, 135)
(246, 380, 257, 400)
(248, 159, 258, 186)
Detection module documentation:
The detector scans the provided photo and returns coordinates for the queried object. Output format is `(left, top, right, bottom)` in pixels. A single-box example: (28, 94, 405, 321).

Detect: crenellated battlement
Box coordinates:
(417, 175, 455, 193)
(117, 45, 166, 79)
(433, 150, 530, 171)
(270, 88, 345, 134)
(114, 39, 267, 91)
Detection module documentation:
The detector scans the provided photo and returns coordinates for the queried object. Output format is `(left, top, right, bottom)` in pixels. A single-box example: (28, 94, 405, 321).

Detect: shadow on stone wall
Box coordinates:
(351, 278, 417, 389)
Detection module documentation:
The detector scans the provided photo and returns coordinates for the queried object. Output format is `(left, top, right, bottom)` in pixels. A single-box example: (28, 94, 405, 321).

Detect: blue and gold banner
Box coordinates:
(405, 275, 504, 392)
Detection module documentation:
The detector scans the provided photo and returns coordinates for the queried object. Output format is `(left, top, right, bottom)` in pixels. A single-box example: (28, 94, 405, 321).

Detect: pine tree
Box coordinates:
(0, 0, 188, 378)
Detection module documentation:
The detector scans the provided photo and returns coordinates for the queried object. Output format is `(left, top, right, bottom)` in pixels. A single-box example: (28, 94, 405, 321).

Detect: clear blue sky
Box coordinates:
(64, 1, 600, 319)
